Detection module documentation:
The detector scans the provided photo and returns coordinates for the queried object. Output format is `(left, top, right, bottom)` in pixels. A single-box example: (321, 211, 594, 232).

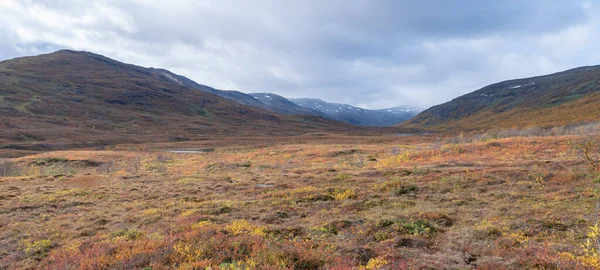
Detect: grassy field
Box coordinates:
(1, 132, 600, 269)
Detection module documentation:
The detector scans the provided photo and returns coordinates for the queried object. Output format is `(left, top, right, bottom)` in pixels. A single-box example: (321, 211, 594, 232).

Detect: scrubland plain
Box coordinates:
(1, 131, 600, 269)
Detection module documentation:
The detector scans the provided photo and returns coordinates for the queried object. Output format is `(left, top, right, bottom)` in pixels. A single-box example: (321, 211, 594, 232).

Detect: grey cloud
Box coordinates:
(0, 0, 598, 109)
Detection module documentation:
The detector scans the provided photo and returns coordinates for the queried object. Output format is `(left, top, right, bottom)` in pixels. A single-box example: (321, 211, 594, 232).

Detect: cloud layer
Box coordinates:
(1, 0, 599, 108)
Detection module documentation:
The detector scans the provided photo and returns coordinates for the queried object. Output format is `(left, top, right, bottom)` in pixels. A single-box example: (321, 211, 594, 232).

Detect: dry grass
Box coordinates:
(0, 134, 599, 269)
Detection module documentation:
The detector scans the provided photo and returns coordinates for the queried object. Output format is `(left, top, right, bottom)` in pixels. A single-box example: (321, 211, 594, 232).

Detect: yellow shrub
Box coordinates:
(191, 220, 214, 230)
(580, 223, 600, 268)
(373, 178, 403, 192)
(331, 189, 356, 200)
(363, 256, 389, 269)
(225, 219, 267, 236)
(143, 208, 160, 215)
(180, 209, 197, 218)
(173, 242, 203, 262)
(22, 239, 53, 255)
(375, 153, 410, 167)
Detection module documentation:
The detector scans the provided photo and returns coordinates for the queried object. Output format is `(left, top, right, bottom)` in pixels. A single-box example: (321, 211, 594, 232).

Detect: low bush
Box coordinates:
(0, 159, 20, 177)
(394, 185, 419, 196)
(397, 220, 436, 237)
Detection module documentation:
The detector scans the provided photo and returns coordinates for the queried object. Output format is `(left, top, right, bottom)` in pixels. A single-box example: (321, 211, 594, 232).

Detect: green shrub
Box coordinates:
(397, 220, 436, 236)
(394, 185, 419, 196)
(412, 166, 429, 175)
(111, 228, 143, 240)
(314, 225, 339, 235)
(334, 173, 351, 181)
(376, 219, 395, 228)
(373, 232, 389, 242)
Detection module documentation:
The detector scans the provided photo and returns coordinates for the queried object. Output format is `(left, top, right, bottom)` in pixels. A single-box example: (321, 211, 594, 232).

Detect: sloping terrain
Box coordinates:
(155, 67, 419, 126)
(250, 93, 325, 116)
(291, 98, 421, 126)
(0, 50, 350, 151)
(153, 70, 325, 117)
(149, 69, 268, 109)
(403, 66, 600, 131)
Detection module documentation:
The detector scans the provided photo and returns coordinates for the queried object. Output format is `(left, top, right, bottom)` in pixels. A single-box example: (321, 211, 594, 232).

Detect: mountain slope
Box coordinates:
(403, 66, 600, 130)
(150, 69, 323, 116)
(291, 98, 421, 126)
(154, 68, 419, 126)
(250, 93, 325, 116)
(0, 50, 349, 150)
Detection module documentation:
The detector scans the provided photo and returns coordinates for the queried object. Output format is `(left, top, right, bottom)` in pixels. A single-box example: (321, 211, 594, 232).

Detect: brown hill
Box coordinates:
(402, 66, 600, 131)
(0, 50, 352, 151)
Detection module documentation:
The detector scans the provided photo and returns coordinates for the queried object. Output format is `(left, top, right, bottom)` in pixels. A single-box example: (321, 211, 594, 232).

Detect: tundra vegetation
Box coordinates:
(1, 125, 600, 269)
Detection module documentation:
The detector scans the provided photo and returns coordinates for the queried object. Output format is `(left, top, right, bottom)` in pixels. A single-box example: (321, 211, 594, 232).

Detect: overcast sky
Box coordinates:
(1, 0, 599, 109)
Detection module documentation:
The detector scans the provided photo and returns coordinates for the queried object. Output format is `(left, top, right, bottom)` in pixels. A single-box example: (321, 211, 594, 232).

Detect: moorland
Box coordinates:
(2, 126, 600, 269)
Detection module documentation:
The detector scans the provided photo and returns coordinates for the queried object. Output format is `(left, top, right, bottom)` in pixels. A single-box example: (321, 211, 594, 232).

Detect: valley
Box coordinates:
(1, 50, 600, 269)
(1, 130, 599, 269)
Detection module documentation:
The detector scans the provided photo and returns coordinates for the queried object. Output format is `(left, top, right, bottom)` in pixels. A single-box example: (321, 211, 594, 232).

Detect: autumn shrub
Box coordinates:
(572, 135, 600, 173)
(448, 122, 600, 144)
(0, 159, 20, 177)
(96, 161, 116, 174)
(571, 134, 600, 265)
(363, 256, 390, 269)
(327, 188, 357, 200)
(111, 228, 143, 240)
(21, 239, 53, 258)
(124, 157, 141, 175)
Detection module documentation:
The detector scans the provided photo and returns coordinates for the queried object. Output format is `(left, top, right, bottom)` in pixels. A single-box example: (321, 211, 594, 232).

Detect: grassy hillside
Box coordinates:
(0, 50, 352, 151)
(403, 66, 600, 131)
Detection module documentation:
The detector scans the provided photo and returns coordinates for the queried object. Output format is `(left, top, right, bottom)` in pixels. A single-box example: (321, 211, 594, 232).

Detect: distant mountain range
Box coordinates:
(402, 65, 600, 130)
(149, 69, 420, 126)
(289, 98, 421, 126)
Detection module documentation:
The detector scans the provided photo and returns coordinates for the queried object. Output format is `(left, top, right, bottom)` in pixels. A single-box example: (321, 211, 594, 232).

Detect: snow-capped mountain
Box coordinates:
(290, 98, 422, 126)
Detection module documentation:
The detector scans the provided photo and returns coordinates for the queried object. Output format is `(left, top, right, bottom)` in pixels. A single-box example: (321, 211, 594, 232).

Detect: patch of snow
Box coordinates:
(509, 82, 536, 89)
(161, 72, 183, 86)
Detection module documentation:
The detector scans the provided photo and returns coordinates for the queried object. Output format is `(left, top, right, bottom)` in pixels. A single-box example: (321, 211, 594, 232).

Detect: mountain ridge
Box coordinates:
(150, 63, 420, 126)
(291, 98, 421, 126)
(402, 65, 600, 130)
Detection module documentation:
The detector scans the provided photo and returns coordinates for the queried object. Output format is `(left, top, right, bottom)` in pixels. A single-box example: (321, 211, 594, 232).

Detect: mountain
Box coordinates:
(403, 65, 600, 131)
(150, 70, 324, 116)
(153, 71, 420, 126)
(0, 50, 350, 151)
(147, 68, 266, 108)
(290, 98, 421, 126)
(250, 93, 324, 115)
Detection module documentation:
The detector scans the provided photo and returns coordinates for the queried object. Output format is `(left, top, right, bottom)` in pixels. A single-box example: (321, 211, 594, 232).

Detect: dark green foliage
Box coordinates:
(397, 220, 436, 236)
(395, 185, 419, 196)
